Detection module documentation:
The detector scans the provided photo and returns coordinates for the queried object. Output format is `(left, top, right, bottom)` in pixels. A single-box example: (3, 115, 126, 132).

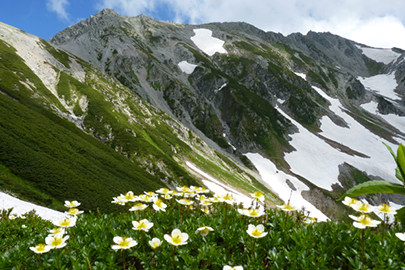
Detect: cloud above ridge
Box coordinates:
(95, 0, 405, 49)
(46, 0, 70, 21)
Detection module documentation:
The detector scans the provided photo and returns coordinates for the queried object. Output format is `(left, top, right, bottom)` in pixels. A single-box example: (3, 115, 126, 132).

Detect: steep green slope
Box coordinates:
(0, 26, 280, 213)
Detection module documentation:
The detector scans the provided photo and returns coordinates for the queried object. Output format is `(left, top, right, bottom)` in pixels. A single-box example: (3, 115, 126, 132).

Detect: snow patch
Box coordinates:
(245, 153, 328, 221)
(358, 73, 399, 100)
(361, 101, 405, 132)
(0, 192, 65, 222)
(356, 45, 400, 65)
(186, 161, 253, 208)
(178, 60, 198, 74)
(215, 83, 227, 93)
(191, 29, 227, 56)
(294, 72, 306, 80)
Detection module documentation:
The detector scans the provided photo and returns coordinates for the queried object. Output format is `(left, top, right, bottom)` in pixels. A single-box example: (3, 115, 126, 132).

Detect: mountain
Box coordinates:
(1, 9, 405, 220)
(0, 19, 269, 214)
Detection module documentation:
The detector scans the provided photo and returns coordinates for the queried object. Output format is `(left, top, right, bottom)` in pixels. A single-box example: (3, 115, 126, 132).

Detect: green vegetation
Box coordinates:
(2, 188, 405, 269)
(362, 55, 384, 76)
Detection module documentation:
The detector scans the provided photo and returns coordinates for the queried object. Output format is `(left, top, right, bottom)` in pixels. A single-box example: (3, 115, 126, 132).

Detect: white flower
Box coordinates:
(223, 266, 243, 270)
(52, 216, 77, 228)
(124, 191, 138, 202)
(112, 195, 127, 205)
(176, 198, 194, 206)
(64, 200, 81, 208)
(376, 203, 397, 215)
(246, 224, 268, 238)
(132, 219, 154, 232)
(349, 214, 381, 229)
(164, 229, 189, 246)
(342, 196, 359, 207)
(238, 208, 265, 218)
(111, 236, 137, 250)
(30, 243, 52, 254)
(396, 232, 405, 241)
(49, 227, 66, 235)
(250, 191, 264, 202)
(153, 198, 167, 212)
(276, 202, 297, 211)
(45, 233, 69, 249)
(129, 203, 148, 211)
(148, 237, 163, 249)
(195, 226, 214, 236)
(65, 207, 84, 216)
(350, 202, 375, 213)
(221, 193, 236, 204)
(156, 188, 173, 195)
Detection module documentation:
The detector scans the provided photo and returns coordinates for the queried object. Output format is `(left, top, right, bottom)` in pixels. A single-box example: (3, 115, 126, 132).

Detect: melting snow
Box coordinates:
(191, 29, 227, 56)
(178, 60, 198, 74)
(361, 101, 405, 132)
(358, 73, 399, 100)
(0, 192, 65, 221)
(356, 45, 401, 65)
(245, 153, 329, 221)
(294, 72, 307, 80)
(186, 161, 255, 208)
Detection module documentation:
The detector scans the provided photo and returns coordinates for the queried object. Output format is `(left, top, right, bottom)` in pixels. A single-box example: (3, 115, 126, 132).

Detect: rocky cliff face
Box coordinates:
(47, 8, 405, 219)
(5, 8, 403, 219)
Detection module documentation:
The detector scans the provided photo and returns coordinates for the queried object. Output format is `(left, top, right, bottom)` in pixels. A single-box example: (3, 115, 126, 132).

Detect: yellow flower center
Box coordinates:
(119, 237, 130, 247)
(358, 203, 370, 212)
(253, 191, 263, 197)
(68, 208, 78, 215)
(172, 234, 182, 244)
(284, 203, 294, 210)
(36, 244, 46, 252)
(60, 218, 71, 227)
(251, 228, 262, 237)
(223, 194, 233, 201)
(138, 222, 147, 229)
(379, 203, 391, 213)
(358, 215, 373, 225)
(50, 237, 63, 247)
(156, 199, 164, 207)
(200, 228, 210, 235)
(348, 198, 358, 205)
(249, 209, 259, 216)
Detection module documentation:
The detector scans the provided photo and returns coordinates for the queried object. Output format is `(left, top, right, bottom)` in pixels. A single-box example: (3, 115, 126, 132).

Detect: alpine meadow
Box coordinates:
(2, 8, 405, 269)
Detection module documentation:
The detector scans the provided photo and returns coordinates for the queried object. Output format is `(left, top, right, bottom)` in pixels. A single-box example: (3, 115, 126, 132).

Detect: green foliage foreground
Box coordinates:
(2, 189, 405, 270)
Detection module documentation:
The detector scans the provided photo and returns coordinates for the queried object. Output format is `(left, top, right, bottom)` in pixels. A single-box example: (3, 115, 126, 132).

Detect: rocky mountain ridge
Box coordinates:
(1, 9, 405, 219)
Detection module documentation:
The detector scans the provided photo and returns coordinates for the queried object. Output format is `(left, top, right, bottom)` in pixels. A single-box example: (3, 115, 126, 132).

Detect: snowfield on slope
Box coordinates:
(243, 71, 404, 220)
(0, 192, 65, 221)
(358, 73, 400, 100)
(190, 29, 227, 56)
(178, 60, 198, 74)
(361, 101, 405, 132)
(245, 153, 329, 221)
(355, 45, 401, 65)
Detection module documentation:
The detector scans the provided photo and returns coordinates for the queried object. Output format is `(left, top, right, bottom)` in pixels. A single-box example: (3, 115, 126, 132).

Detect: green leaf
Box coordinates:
(383, 142, 396, 159)
(338, 180, 405, 200)
(396, 144, 405, 182)
(395, 206, 405, 224)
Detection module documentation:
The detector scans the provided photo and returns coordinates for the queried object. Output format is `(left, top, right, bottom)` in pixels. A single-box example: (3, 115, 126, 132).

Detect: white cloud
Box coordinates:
(47, 0, 70, 21)
(95, 0, 405, 49)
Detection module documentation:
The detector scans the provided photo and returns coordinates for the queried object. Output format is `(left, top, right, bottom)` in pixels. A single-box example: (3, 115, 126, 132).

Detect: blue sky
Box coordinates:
(2, 0, 405, 49)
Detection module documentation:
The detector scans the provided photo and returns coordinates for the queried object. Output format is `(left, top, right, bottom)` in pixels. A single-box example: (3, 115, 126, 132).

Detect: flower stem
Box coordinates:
(251, 238, 257, 261)
(172, 246, 176, 270)
(122, 249, 125, 270)
(283, 211, 288, 243)
(57, 249, 60, 270)
(225, 203, 229, 232)
(361, 229, 365, 270)
(382, 213, 386, 244)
